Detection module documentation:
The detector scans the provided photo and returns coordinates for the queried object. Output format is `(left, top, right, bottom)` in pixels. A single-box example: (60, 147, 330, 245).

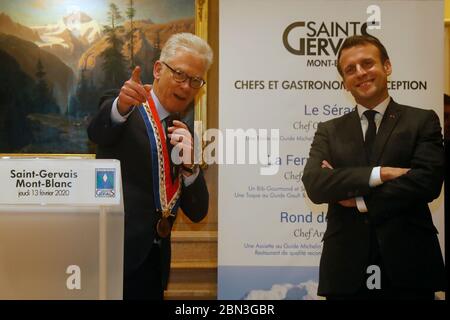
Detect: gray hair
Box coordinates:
(159, 32, 213, 70)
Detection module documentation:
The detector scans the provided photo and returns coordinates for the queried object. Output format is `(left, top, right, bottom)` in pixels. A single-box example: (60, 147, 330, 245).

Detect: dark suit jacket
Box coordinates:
(87, 91, 209, 288)
(302, 99, 445, 296)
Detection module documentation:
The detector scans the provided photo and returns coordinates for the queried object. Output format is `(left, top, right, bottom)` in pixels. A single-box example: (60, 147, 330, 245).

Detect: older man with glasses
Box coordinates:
(88, 33, 213, 300)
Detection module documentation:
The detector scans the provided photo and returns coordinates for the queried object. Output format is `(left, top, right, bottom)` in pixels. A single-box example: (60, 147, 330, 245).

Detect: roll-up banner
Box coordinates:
(218, 0, 444, 300)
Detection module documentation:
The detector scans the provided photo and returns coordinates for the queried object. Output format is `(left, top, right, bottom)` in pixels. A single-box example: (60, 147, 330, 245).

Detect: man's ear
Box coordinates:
(384, 59, 392, 76)
(153, 60, 162, 80)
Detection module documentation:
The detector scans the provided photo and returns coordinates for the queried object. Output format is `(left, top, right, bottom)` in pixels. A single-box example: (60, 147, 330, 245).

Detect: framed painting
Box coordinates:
(0, 0, 208, 155)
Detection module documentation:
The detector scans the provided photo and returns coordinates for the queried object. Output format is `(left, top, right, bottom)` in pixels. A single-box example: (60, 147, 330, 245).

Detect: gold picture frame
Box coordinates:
(195, 0, 209, 133)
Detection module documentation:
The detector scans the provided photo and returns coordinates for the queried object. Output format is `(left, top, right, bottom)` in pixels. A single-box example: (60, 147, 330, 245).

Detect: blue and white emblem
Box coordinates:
(95, 168, 115, 197)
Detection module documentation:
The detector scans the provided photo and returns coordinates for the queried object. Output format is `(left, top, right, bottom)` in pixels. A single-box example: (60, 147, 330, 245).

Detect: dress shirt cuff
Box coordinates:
(182, 167, 200, 187)
(369, 166, 383, 187)
(355, 196, 368, 213)
(111, 97, 134, 124)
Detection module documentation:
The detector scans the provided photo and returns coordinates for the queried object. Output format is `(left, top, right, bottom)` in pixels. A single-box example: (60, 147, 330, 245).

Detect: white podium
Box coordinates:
(0, 158, 124, 300)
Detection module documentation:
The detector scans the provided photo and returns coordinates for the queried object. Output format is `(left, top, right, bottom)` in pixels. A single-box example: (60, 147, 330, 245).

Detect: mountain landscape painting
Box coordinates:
(0, 0, 195, 154)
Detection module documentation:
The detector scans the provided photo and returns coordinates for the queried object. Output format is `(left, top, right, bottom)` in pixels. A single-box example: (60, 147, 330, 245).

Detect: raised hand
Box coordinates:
(167, 120, 194, 168)
(117, 66, 152, 115)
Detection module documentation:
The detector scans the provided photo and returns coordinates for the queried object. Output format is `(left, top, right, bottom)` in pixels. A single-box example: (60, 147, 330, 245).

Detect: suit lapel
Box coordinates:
(369, 99, 402, 165)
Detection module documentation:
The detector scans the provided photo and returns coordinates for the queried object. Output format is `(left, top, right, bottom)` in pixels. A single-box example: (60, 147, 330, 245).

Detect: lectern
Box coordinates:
(0, 158, 124, 299)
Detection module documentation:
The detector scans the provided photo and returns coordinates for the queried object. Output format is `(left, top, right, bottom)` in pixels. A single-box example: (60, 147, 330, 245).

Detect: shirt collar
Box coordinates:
(151, 90, 170, 121)
(356, 96, 390, 119)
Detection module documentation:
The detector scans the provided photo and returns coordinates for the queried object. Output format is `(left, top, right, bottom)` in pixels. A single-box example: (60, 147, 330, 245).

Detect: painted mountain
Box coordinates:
(0, 33, 75, 113)
(31, 11, 102, 70)
(0, 12, 42, 43)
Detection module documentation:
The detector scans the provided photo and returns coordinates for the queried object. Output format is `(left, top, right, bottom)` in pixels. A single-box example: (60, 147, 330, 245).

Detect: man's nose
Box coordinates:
(355, 64, 367, 77)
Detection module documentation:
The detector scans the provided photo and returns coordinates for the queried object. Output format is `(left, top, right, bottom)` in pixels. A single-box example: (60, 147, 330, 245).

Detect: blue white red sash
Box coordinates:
(138, 97, 181, 218)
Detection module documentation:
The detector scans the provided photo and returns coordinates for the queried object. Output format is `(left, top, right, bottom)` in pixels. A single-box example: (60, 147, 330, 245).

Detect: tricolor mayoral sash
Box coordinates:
(138, 97, 182, 238)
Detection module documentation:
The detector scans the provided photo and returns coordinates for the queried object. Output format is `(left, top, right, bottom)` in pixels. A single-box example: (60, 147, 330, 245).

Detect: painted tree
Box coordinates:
(0, 50, 34, 151)
(106, 2, 122, 29)
(71, 68, 90, 117)
(126, 0, 137, 70)
(101, 2, 127, 89)
(34, 58, 59, 114)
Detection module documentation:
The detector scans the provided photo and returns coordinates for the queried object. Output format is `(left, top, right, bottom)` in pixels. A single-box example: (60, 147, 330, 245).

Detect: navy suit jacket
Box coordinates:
(302, 99, 446, 296)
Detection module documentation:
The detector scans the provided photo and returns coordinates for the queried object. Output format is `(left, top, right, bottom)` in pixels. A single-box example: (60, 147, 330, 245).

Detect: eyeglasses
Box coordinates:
(161, 61, 206, 89)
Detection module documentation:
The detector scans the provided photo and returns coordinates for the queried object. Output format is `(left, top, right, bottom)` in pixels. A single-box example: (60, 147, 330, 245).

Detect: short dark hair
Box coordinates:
(337, 35, 390, 77)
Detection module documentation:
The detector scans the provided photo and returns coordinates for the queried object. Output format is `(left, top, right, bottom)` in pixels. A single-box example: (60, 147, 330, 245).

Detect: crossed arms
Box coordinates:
(302, 110, 444, 218)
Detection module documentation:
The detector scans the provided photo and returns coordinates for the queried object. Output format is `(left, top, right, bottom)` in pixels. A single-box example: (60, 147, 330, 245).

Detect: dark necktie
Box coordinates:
(364, 110, 378, 158)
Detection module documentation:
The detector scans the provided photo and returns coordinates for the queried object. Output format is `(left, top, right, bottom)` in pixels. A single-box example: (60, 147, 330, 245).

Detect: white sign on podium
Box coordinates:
(0, 158, 124, 300)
